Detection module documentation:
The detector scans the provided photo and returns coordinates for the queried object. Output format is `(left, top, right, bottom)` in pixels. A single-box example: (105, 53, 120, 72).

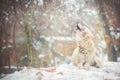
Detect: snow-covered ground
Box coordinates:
(0, 62, 120, 80)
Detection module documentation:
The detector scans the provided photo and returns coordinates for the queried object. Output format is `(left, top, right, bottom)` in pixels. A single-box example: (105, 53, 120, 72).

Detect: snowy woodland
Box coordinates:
(0, 0, 120, 80)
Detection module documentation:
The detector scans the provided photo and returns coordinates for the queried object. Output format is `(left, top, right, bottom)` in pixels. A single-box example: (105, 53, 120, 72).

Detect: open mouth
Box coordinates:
(76, 23, 84, 31)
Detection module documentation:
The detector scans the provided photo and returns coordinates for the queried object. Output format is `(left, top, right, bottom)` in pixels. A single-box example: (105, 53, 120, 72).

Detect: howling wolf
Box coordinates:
(72, 23, 102, 69)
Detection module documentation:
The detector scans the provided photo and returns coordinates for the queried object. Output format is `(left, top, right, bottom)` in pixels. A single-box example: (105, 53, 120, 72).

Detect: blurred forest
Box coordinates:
(0, 0, 120, 74)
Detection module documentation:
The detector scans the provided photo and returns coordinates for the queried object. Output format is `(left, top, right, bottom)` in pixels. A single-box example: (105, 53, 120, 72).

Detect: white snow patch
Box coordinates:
(50, 15, 55, 20)
(1, 62, 120, 80)
(2, 45, 13, 49)
(38, 54, 45, 59)
(3, 66, 17, 69)
(117, 57, 120, 62)
(43, 13, 47, 16)
(109, 27, 114, 31)
(20, 55, 28, 60)
(20, 21, 23, 25)
(0, 67, 42, 80)
(34, 0, 37, 4)
(5, 17, 9, 21)
(33, 38, 41, 50)
(50, 25, 54, 29)
(115, 33, 120, 39)
(40, 36, 75, 41)
(38, 0, 43, 6)
(16, 0, 19, 2)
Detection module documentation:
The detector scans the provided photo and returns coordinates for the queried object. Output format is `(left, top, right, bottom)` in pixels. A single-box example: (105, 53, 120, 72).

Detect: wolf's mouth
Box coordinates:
(76, 23, 84, 31)
(76, 24, 81, 30)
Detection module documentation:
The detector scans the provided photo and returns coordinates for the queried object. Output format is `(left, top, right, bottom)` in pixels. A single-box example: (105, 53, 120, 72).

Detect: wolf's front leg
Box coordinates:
(94, 56, 103, 68)
(84, 62, 90, 70)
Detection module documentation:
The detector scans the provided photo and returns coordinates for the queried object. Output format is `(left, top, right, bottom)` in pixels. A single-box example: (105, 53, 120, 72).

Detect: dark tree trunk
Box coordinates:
(96, 0, 117, 61)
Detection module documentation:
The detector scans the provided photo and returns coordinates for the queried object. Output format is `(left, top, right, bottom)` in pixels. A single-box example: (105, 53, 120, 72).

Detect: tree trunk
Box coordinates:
(97, 0, 117, 61)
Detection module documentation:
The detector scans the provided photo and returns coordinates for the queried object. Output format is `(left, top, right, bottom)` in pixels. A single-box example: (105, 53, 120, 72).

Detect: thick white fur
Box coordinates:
(72, 27, 102, 69)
